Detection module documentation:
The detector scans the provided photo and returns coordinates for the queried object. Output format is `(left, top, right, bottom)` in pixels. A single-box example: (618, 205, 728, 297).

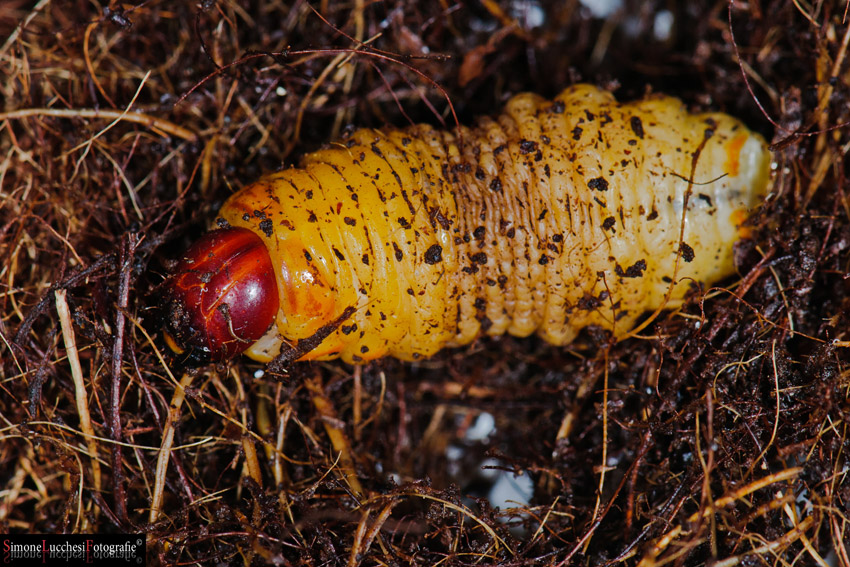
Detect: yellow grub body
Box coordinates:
(219, 84, 770, 364)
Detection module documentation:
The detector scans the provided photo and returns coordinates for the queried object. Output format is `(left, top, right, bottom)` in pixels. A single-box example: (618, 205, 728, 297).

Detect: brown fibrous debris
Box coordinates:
(1, 1, 849, 566)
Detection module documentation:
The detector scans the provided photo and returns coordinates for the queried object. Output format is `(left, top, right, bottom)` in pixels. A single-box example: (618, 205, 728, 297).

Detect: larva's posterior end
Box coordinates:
(731, 130, 772, 238)
(162, 227, 280, 364)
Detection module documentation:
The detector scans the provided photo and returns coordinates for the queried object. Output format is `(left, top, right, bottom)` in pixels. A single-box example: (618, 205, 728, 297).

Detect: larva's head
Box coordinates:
(162, 227, 280, 364)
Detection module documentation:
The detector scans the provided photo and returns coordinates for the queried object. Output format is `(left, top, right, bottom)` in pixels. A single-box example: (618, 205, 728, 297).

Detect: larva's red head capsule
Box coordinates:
(162, 227, 279, 364)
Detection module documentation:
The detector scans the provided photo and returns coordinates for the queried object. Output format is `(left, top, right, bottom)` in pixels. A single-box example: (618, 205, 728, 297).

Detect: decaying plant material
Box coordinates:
(1, 1, 849, 565)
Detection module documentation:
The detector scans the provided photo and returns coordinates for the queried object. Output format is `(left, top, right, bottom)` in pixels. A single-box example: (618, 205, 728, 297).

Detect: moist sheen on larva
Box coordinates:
(213, 84, 770, 364)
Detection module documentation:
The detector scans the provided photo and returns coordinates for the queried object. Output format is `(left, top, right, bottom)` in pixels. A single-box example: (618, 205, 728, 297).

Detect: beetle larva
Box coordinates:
(163, 84, 770, 365)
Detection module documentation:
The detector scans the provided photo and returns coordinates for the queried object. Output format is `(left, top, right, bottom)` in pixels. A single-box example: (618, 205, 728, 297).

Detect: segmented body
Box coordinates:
(217, 84, 769, 364)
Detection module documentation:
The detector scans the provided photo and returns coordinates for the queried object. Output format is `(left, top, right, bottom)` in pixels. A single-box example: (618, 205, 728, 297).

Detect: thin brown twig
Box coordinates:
(55, 289, 103, 503)
(149, 371, 196, 525)
(0, 107, 198, 141)
(108, 232, 139, 523)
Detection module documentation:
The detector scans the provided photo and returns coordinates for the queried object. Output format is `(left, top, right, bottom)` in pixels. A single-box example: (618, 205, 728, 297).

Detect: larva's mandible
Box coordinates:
(163, 84, 770, 365)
